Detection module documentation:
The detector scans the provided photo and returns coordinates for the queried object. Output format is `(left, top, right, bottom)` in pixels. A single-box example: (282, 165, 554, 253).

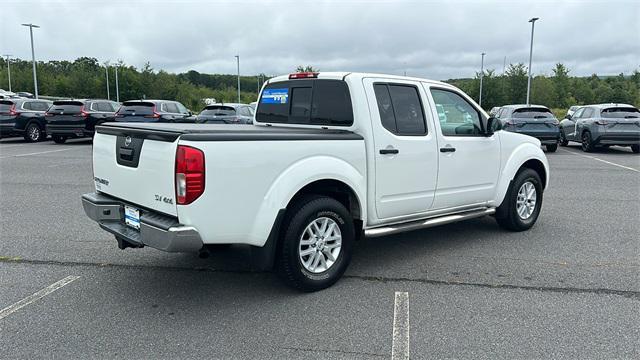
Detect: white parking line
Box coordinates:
(391, 291, 410, 360)
(560, 148, 639, 173)
(0, 147, 74, 159)
(0, 275, 80, 320)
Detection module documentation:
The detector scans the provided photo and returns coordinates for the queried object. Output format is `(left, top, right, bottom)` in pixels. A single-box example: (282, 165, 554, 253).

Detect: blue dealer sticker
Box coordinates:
(261, 88, 289, 104)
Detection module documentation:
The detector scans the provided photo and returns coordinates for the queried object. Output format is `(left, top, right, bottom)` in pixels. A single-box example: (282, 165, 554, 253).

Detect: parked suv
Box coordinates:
(0, 98, 52, 142)
(46, 99, 120, 143)
(559, 103, 640, 153)
(115, 100, 194, 123)
(196, 103, 254, 124)
(496, 105, 560, 152)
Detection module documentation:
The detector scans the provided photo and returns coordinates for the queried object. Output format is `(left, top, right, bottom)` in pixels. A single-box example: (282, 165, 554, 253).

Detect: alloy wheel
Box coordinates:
(298, 217, 342, 273)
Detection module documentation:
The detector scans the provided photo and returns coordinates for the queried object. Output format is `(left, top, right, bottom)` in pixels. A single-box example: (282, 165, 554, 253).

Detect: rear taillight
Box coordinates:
(9, 104, 19, 116)
(595, 120, 608, 125)
(45, 112, 53, 117)
(289, 72, 318, 79)
(74, 106, 89, 118)
(175, 145, 205, 205)
(506, 120, 515, 125)
(144, 112, 161, 119)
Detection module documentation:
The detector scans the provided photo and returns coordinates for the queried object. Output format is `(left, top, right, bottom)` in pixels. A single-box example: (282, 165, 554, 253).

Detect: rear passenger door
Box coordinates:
(363, 78, 439, 220)
(427, 86, 500, 210)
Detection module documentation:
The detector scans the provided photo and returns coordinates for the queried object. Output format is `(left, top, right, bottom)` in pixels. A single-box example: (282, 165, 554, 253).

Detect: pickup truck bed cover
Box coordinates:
(96, 123, 363, 142)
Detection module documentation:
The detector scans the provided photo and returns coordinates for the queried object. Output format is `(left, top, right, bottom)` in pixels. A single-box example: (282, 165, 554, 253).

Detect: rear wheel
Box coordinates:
(581, 131, 594, 152)
(52, 135, 67, 144)
(277, 195, 354, 292)
(24, 123, 43, 142)
(559, 130, 569, 146)
(495, 168, 543, 232)
(632, 145, 640, 153)
(545, 144, 558, 152)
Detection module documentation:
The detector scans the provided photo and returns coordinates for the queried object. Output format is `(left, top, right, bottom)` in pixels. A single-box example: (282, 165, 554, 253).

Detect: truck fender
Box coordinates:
(249, 155, 366, 247)
(494, 143, 549, 208)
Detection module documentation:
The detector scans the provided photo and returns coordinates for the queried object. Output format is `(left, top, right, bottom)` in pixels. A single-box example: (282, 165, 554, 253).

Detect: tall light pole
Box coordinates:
(104, 62, 110, 100)
(235, 55, 240, 103)
(2, 54, 11, 92)
(526, 17, 539, 105)
(114, 63, 120, 103)
(22, 23, 40, 99)
(479, 52, 486, 108)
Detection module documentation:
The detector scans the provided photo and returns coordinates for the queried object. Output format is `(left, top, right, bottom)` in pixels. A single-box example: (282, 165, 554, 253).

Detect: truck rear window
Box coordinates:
(256, 79, 353, 126)
(512, 108, 554, 119)
(601, 107, 639, 118)
(118, 102, 155, 115)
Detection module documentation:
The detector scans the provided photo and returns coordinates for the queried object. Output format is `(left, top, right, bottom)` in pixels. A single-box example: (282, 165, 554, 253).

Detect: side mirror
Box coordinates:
(565, 114, 572, 120)
(485, 117, 501, 136)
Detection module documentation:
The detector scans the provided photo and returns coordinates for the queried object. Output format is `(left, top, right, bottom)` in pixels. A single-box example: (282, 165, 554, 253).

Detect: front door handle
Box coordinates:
(440, 147, 456, 153)
(379, 148, 399, 155)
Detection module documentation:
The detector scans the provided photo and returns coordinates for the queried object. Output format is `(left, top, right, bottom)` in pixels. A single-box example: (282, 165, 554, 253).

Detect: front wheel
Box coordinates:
(545, 144, 558, 152)
(52, 135, 67, 144)
(277, 195, 354, 292)
(495, 168, 543, 231)
(24, 123, 44, 142)
(632, 145, 640, 153)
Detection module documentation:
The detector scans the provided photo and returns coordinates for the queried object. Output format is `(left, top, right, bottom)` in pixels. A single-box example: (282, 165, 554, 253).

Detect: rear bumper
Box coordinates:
(46, 124, 93, 137)
(81, 192, 203, 252)
(594, 133, 640, 146)
(503, 127, 560, 144)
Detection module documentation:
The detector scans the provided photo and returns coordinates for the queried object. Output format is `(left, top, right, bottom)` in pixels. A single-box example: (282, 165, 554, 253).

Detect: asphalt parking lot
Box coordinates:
(1, 137, 639, 359)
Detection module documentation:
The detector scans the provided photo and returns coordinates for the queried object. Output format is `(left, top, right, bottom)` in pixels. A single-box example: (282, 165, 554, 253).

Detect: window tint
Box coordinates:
(96, 102, 113, 112)
(601, 107, 640, 118)
(118, 102, 154, 115)
(311, 80, 353, 125)
(50, 101, 84, 114)
(373, 84, 426, 136)
(31, 101, 50, 111)
(582, 108, 594, 118)
(430, 88, 482, 136)
(163, 103, 178, 113)
(176, 103, 188, 114)
(22, 102, 33, 110)
(238, 106, 252, 116)
(512, 108, 554, 119)
(572, 108, 584, 119)
(256, 80, 353, 126)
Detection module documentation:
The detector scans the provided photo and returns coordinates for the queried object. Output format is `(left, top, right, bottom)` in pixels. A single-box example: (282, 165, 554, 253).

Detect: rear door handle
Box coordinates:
(379, 148, 399, 155)
(440, 147, 456, 153)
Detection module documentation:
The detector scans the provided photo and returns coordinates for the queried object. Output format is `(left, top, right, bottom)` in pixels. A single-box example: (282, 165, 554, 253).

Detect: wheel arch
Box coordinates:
(494, 144, 549, 208)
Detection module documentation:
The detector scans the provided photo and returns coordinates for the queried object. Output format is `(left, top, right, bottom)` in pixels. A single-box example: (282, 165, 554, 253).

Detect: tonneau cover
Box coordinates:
(96, 123, 363, 142)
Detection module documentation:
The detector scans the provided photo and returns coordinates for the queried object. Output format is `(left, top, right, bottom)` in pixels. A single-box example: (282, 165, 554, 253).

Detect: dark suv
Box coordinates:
(496, 104, 560, 152)
(196, 103, 254, 124)
(46, 100, 120, 143)
(0, 98, 53, 142)
(115, 100, 195, 123)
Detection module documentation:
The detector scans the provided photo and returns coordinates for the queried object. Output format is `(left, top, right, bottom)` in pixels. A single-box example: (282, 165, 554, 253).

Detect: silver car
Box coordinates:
(559, 103, 640, 153)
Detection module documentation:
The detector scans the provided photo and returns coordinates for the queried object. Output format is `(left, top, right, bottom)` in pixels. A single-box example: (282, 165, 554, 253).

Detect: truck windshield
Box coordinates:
(256, 79, 353, 126)
(200, 106, 236, 116)
(512, 108, 554, 119)
(601, 107, 639, 118)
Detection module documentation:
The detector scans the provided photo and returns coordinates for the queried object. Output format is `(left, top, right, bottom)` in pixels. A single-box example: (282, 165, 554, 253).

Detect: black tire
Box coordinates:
(495, 168, 543, 232)
(631, 145, 640, 153)
(581, 131, 594, 152)
(545, 144, 558, 153)
(277, 195, 354, 292)
(24, 123, 43, 142)
(559, 130, 569, 146)
(52, 135, 67, 144)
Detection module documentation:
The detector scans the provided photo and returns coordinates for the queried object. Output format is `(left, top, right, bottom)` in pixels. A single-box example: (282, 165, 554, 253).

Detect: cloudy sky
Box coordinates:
(1, 0, 638, 80)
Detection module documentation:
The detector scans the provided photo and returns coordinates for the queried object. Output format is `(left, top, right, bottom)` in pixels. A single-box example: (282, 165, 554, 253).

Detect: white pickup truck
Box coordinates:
(82, 72, 549, 291)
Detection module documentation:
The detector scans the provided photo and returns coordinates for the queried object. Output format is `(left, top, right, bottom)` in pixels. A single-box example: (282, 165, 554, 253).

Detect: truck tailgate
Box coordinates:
(92, 125, 179, 216)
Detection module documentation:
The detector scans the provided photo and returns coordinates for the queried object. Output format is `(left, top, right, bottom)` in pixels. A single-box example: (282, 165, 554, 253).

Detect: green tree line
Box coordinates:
(0, 57, 269, 110)
(1, 57, 638, 113)
(447, 63, 640, 112)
